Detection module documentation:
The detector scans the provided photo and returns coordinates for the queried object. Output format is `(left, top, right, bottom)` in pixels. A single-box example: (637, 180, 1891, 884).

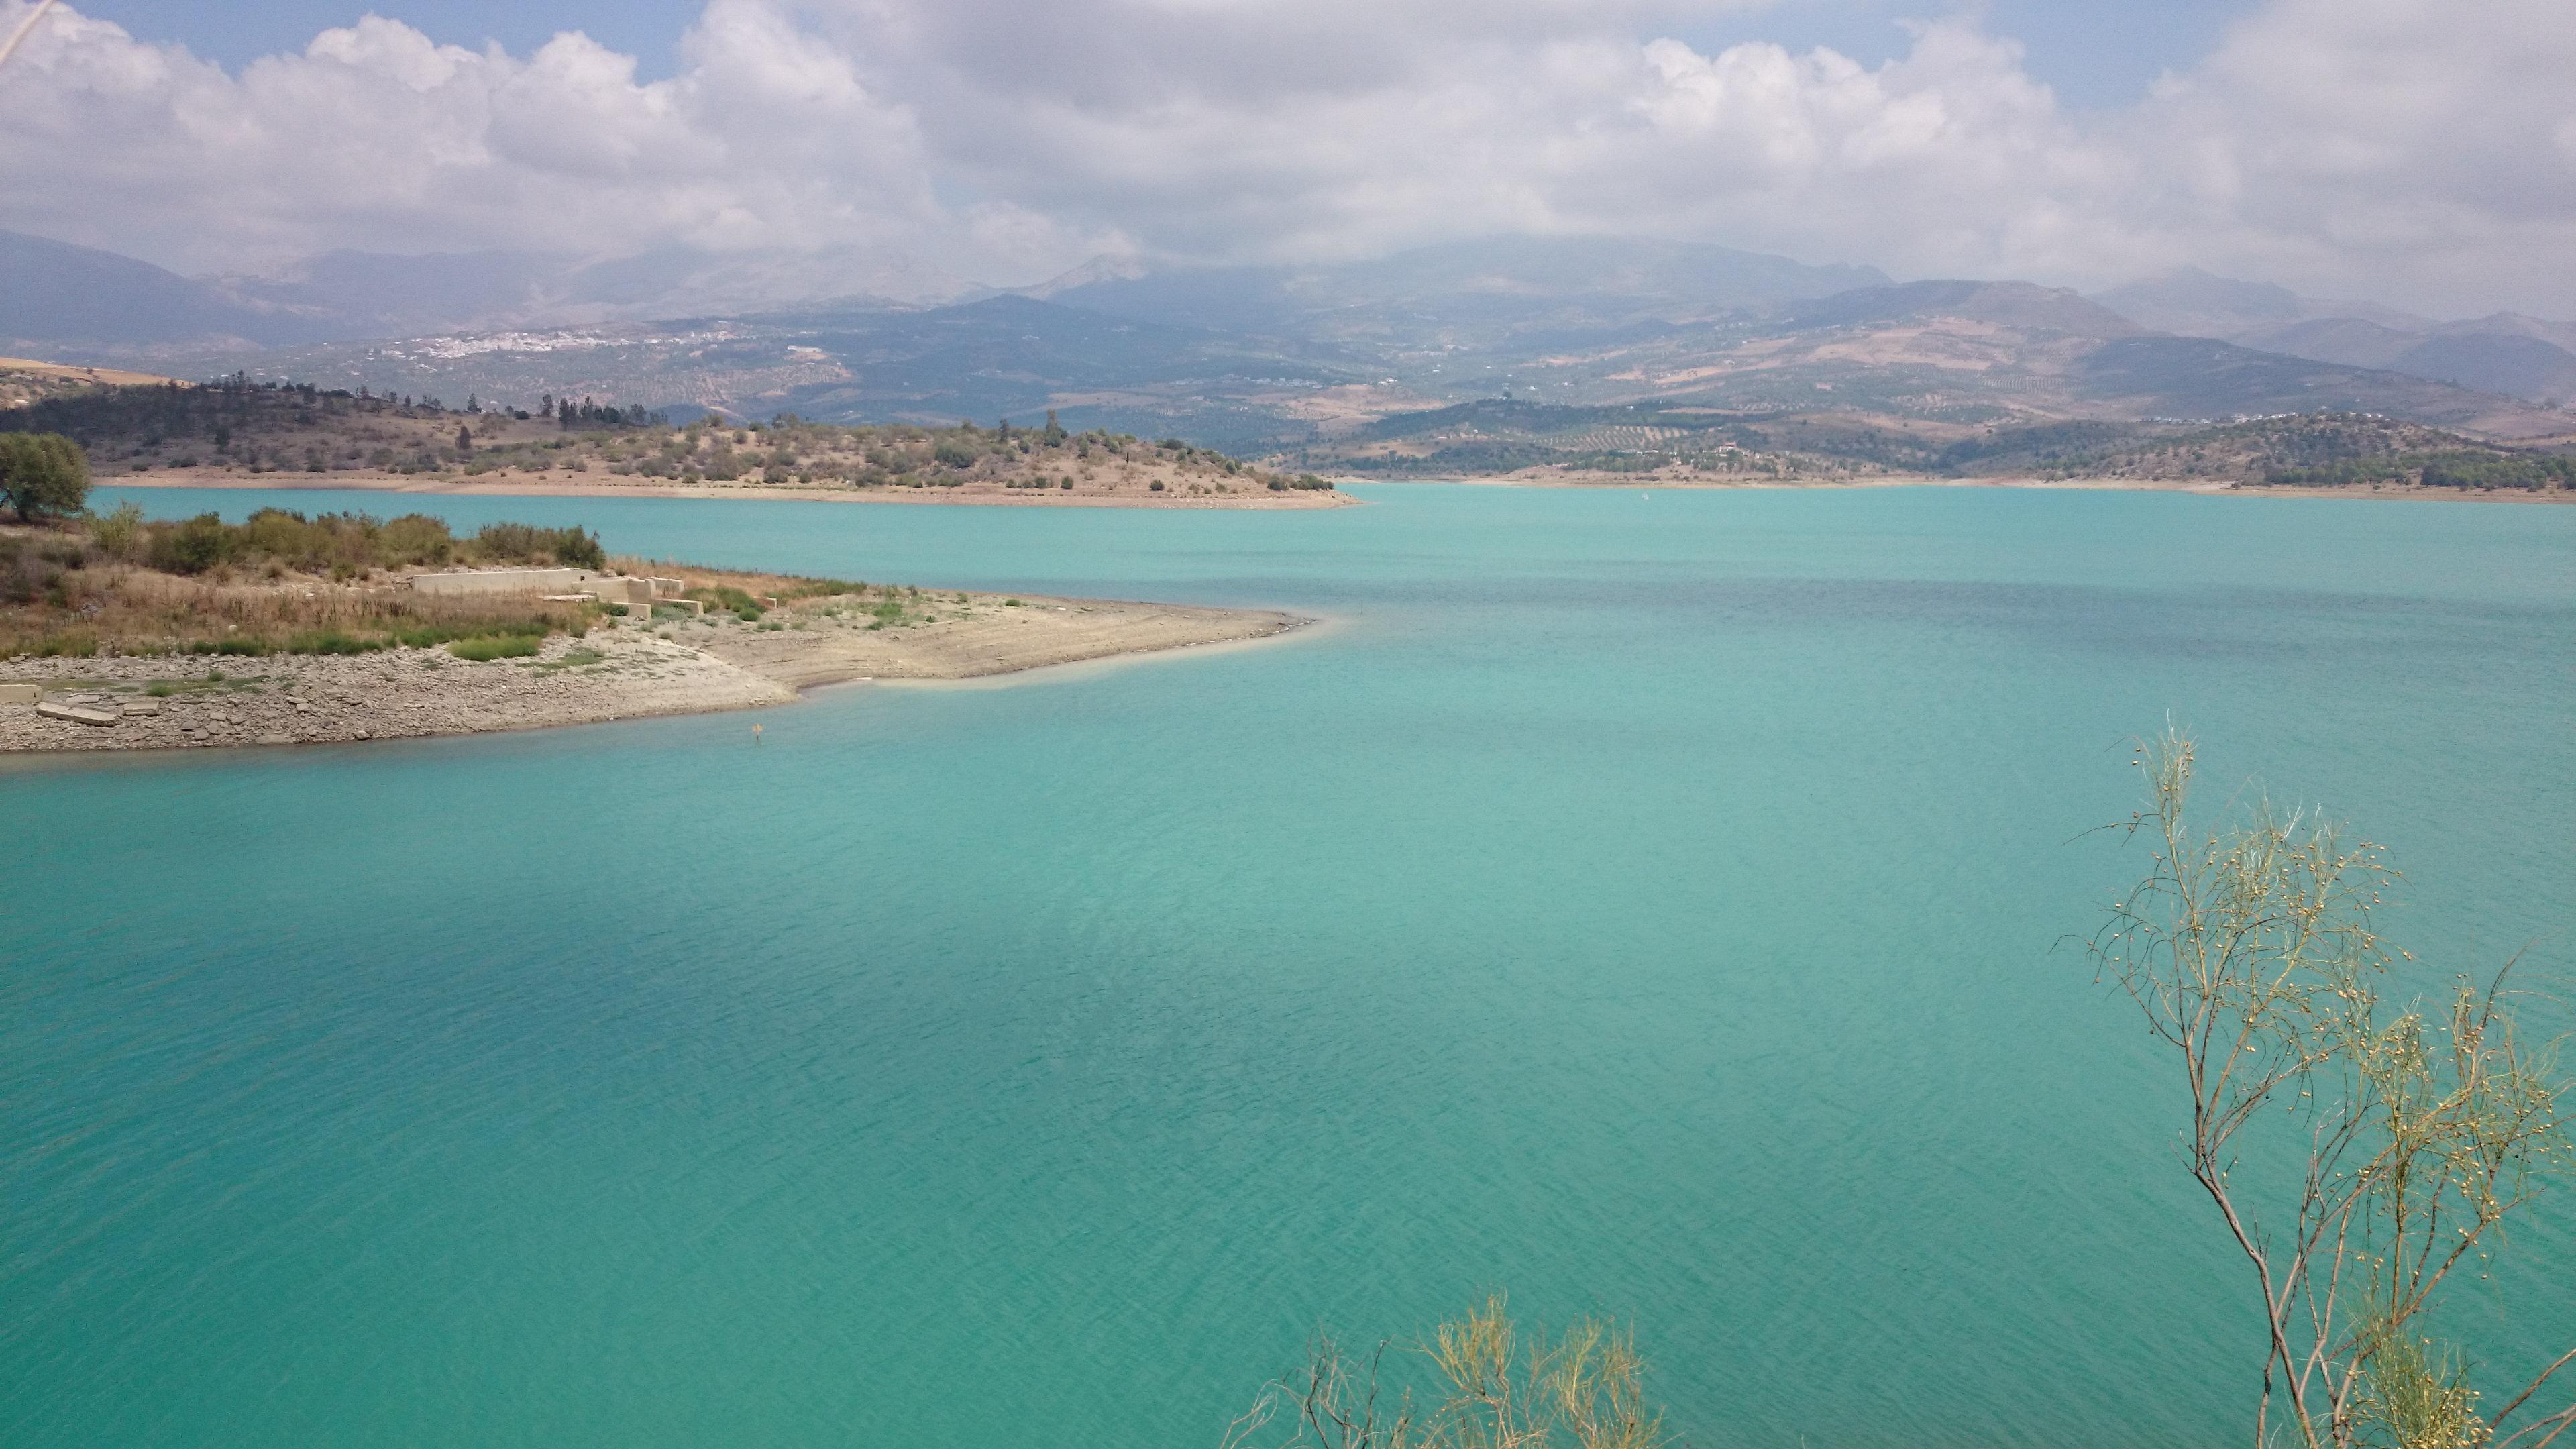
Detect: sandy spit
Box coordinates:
(1, 594, 1307, 757)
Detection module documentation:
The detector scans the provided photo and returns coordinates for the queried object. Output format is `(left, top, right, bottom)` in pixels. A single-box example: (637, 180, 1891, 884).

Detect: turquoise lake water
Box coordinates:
(5, 484, 2572, 1446)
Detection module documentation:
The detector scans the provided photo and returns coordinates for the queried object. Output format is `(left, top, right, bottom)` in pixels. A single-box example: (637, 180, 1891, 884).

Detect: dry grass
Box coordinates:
(1, 537, 592, 658)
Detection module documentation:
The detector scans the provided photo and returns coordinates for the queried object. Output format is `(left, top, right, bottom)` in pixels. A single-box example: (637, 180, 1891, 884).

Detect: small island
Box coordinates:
(0, 506, 1303, 755)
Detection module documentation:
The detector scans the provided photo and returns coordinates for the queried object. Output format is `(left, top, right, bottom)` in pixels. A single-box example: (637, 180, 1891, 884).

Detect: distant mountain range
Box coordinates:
(2089, 267, 2576, 406)
(1024, 235, 1890, 350)
(3, 230, 2568, 456)
(0, 229, 985, 352)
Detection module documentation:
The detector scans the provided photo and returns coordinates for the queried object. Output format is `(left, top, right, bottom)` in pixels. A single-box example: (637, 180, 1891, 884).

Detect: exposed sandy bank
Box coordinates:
(1, 591, 1305, 755)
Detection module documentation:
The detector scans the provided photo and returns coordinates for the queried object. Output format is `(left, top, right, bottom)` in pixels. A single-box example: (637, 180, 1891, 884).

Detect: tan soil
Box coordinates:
(0, 357, 187, 409)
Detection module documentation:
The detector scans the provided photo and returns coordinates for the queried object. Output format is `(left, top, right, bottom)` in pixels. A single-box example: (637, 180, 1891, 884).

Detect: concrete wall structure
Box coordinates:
(407, 570, 692, 608)
(407, 568, 600, 597)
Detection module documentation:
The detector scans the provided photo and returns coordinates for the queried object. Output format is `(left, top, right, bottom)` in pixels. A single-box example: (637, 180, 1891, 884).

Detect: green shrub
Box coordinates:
(378, 513, 455, 566)
(89, 501, 148, 561)
(447, 635, 541, 661)
(686, 585, 765, 620)
(283, 629, 384, 655)
(467, 521, 605, 570)
(387, 616, 564, 649)
(150, 513, 237, 574)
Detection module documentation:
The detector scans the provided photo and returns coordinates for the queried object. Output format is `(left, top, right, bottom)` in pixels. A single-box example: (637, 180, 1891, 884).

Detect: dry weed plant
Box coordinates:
(1222, 1296, 1668, 1449)
(2086, 726, 2571, 1449)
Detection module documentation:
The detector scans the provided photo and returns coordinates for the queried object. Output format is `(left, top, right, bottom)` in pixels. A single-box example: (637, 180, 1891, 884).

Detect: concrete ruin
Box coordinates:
(36, 701, 118, 727)
(407, 567, 604, 597)
(406, 568, 687, 621)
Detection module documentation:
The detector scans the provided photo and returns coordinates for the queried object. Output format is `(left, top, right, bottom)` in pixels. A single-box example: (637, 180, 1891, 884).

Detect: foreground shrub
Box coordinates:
(2082, 727, 2571, 1448)
(119, 511, 606, 578)
(149, 513, 237, 574)
(88, 502, 146, 561)
(282, 629, 383, 655)
(467, 521, 604, 570)
(686, 584, 765, 621)
(1226, 1295, 1669, 1449)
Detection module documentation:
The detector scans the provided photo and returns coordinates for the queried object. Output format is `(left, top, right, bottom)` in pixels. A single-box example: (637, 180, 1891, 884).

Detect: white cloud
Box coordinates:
(0, 0, 2566, 316)
(0, 0, 943, 266)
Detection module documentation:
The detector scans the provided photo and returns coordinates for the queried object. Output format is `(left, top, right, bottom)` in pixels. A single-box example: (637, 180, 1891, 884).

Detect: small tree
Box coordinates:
(2084, 727, 2571, 1449)
(456, 424, 473, 454)
(0, 431, 91, 521)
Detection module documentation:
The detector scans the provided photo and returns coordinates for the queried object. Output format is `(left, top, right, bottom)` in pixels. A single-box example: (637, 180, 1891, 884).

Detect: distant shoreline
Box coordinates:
(1390, 474, 2576, 504)
(98, 470, 1358, 510)
(95, 468, 2573, 507)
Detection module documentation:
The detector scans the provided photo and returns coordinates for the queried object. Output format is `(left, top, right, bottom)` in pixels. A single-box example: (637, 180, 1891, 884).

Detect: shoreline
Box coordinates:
(2, 590, 1311, 758)
(105, 470, 2572, 507)
(1387, 473, 2576, 504)
(97, 471, 1358, 510)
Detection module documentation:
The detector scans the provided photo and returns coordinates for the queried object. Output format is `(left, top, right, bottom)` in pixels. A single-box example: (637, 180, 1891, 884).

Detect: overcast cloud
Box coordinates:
(0, 0, 2568, 316)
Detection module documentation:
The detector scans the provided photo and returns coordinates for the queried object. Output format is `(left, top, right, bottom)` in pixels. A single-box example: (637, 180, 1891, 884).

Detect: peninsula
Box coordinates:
(0, 509, 1303, 755)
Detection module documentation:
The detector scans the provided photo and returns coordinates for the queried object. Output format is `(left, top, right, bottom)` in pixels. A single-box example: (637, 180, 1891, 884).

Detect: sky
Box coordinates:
(3, 0, 2570, 317)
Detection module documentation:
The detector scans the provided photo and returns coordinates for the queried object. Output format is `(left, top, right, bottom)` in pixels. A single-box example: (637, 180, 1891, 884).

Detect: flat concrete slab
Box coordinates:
(36, 702, 119, 726)
(119, 699, 163, 716)
(0, 684, 41, 704)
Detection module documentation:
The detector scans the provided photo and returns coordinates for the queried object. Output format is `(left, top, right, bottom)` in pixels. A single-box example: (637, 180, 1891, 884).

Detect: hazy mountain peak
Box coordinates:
(1023, 254, 1157, 298)
(2091, 267, 2309, 335)
(0, 229, 320, 350)
(1789, 279, 2143, 338)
